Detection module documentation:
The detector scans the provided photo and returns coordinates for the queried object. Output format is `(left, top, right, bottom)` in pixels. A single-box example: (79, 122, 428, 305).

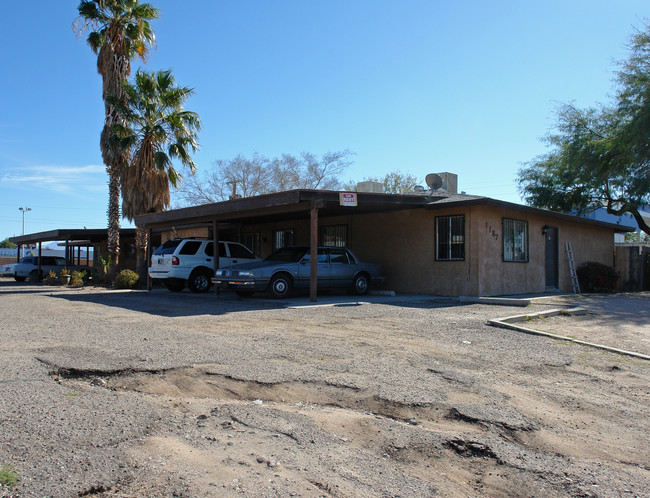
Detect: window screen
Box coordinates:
(273, 229, 294, 251)
(436, 215, 465, 261)
(503, 218, 528, 262)
(321, 225, 348, 247)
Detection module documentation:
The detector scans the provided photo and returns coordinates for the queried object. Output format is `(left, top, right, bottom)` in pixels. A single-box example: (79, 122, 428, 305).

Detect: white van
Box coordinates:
(149, 238, 260, 292)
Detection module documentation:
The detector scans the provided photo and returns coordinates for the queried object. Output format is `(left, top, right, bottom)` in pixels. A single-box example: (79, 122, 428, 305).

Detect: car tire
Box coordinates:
(164, 281, 185, 292)
(351, 274, 369, 295)
(188, 269, 212, 293)
(29, 270, 41, 283)
(235, 290, 254, 298)
(14, 276, 26, 282)
(268, 273, 292, 299)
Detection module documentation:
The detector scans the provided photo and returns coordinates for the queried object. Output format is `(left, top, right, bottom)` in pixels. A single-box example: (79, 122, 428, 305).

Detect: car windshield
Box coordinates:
(265, 247, 308, 262)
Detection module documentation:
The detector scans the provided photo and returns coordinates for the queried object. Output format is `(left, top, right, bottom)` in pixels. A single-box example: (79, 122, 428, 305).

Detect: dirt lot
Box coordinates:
(0, 280, 648, 497)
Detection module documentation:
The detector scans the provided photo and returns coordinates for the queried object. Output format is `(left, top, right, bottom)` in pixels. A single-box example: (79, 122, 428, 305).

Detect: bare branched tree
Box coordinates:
(176, 150, 354, 205)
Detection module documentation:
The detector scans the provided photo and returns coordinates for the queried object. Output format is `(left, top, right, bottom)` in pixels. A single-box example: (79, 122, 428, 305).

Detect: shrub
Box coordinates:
(0, 463, 19, 487)
(70, 270, 86, 287)
(576, 261, 619, 293)
(114, 269, 139, 289)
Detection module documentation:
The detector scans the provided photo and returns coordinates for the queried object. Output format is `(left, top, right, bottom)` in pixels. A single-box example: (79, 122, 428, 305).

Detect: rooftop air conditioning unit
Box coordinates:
(356, 181, 384, 193)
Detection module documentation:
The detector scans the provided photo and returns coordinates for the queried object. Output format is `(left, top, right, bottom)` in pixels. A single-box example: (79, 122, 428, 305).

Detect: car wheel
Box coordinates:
(164, 281, 185, 292)
(188, 269, 212, 293)
(235, 290, 254, 298)
(268, 273, 292, 299)
(14, 275, 26, 282)
(29, 270, 41, 283)
(352, 274, 369, 295)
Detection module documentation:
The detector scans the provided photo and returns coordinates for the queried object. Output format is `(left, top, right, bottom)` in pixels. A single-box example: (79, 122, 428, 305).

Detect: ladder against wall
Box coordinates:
(566, 242, 581, 294)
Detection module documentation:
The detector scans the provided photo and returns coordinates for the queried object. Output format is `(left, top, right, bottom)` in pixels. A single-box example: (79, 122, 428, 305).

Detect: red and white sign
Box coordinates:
(339, 192, 358, 207)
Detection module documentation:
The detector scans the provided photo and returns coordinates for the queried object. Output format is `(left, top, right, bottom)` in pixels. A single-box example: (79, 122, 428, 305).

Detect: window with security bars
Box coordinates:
(503, 218, 528, 262)
(436, 215, 465, 260)
(273, 229, 294, 251)
(321, 225, 348, 247)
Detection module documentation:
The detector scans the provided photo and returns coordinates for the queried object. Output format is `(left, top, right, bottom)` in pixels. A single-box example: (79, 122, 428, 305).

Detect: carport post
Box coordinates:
(310, 203, 320, 302)
(146, 229, 152, 291)
(38, 242, 42, 275)
(212, 220, 219, 296)
(16, 245, 20, 263)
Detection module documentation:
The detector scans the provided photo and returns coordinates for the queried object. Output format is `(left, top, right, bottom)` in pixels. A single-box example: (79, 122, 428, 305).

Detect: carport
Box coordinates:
(9, 228, 137, 276)
(135, 190, 431, 301)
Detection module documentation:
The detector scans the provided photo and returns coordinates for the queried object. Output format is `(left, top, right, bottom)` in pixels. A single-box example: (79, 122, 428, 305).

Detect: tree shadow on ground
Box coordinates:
(575, 293, 650, 327)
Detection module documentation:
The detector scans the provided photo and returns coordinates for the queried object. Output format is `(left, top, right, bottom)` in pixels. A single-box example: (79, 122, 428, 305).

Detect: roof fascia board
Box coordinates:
(9, 229, 137, 245)
(426, 197, 635, 232)
(136, 190, 428, 229)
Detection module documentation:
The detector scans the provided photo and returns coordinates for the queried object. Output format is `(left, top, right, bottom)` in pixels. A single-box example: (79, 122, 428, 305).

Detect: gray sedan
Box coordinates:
(212, 246, 385, 298)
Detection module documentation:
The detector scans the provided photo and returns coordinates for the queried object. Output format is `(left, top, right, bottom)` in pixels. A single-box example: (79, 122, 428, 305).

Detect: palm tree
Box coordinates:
(76, 0, 159, 264)
(109, 69, 201, 277)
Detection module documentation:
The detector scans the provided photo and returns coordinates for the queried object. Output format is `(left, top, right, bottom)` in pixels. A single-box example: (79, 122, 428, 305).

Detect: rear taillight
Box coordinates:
(149, 257, 152, 267)
(172, 256, 180, 266)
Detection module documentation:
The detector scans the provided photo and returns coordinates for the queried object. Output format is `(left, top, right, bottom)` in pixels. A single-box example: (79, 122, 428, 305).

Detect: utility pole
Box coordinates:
(19, 207, 31, 259)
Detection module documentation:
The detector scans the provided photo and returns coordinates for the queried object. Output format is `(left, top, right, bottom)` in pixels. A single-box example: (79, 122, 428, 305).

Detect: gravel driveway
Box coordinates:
(0, 280, 648, 497)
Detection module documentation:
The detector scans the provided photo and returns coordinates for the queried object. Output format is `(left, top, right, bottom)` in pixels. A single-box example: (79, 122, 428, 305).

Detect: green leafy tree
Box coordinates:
(518, 25, 650, 236)
(0, 238, 17, 249)
(110, 69, 201, 277)
(75, 0, 159, 264)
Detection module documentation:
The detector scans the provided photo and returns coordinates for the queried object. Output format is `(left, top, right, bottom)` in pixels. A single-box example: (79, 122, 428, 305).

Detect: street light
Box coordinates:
(18, 207, 31, 258)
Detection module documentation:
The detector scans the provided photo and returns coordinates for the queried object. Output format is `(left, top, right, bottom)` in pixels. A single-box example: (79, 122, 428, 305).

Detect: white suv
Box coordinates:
(149, 238, 260, 292)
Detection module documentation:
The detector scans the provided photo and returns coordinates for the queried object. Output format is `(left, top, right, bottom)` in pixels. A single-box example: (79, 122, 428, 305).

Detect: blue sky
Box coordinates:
(0, 1, 648, 241)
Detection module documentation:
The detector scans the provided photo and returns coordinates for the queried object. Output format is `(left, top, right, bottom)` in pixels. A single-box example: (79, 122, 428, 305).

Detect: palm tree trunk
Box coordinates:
(106, 161, 121, 266)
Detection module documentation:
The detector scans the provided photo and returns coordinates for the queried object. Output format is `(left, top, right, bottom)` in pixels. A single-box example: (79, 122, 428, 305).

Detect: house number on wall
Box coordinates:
(485, 222, 499, 241)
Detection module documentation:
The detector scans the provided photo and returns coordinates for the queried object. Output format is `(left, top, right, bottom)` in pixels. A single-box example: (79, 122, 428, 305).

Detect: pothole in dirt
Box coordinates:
(448, 404, 537, 432)
(48, 365, 455, 427)
(47, 365, 539, 440)
(445, 438, 500, 461)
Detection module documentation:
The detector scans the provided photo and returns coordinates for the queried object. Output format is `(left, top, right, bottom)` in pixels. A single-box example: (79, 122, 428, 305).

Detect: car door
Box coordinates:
(205, 241, 228, 268)
(328, 248, 353, 288)
(297, 248, 331, 288)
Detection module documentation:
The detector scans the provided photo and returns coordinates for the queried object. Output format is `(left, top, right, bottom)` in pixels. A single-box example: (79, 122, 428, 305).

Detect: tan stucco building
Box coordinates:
(137, 190, 631, 297)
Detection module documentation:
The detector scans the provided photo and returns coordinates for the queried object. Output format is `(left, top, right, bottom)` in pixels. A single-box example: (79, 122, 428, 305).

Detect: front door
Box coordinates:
(544, 227, 558, 289)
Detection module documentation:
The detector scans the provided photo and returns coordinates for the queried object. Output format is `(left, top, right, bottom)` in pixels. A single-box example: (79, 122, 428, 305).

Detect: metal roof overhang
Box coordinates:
(425, 197, 636, 233)
(135, 190, 431, 231)
(9, 228, 137, 246)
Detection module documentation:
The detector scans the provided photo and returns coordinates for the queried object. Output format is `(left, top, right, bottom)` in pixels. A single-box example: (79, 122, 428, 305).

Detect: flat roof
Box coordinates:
(9, 228, 137, 245)
(135, 189, 634, 233)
